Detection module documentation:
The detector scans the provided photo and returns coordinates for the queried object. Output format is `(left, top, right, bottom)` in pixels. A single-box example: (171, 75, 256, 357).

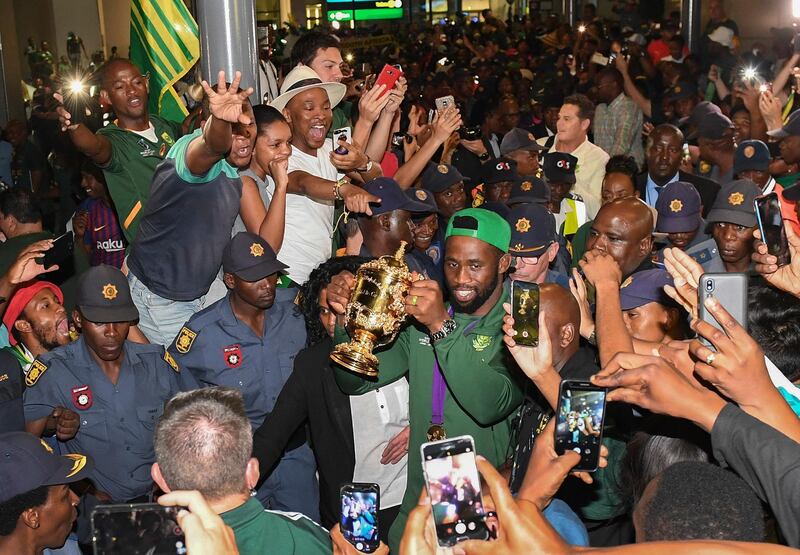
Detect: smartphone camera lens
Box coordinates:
(705, 279, 714, 292)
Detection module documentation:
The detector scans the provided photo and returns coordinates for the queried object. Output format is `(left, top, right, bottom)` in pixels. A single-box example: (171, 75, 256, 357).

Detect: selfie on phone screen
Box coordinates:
(555, 382, 606, 472)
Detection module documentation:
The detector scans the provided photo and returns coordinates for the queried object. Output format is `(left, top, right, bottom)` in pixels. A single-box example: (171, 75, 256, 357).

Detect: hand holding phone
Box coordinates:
(340, 483, 381, 553)
(334, 127, 352, 155)
(374, 65, 403, 98)
(697, 273, 748, 345)
(92, 503, 186, 555)
(41, 231, 74, 270)
(754, 193, 789, 267)
(434, 95, 455, 113)
(510, 280, 539, 347)
(421, 436, 488, 547)
(554, 381, 606, 472)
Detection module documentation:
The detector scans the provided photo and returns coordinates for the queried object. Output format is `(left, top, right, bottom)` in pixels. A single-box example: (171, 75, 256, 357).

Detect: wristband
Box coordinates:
(334, 178, 347, 201)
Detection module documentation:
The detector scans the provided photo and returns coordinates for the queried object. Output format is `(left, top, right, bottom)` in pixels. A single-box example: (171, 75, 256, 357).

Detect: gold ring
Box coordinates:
(411, 295, 418, 306)
(706, 352, 716, 365)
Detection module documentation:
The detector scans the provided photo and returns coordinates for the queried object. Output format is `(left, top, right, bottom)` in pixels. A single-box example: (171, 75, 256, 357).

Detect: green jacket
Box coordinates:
(334, 293, 523, 550)
(220, 497, 331, 555)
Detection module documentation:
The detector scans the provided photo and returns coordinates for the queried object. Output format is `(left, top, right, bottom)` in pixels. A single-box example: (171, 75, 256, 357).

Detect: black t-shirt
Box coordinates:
(0, 349, 26, 433)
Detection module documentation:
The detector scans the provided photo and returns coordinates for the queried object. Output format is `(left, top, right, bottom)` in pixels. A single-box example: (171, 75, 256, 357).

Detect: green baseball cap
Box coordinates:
(445, 208, 511, 253)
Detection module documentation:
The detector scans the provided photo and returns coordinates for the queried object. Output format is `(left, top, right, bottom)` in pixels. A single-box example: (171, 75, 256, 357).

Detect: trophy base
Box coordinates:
(330, 330, 380, 377)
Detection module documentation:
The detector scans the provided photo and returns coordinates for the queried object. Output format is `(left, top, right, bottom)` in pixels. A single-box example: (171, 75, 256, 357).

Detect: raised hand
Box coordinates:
(662, 246, 704, 319)
(752, 223, 800, 299)
(6, 239, 59, 284)
(568, 269, 595, 339)
(502, 303, 554, 381)
(200, 70, 254, 125)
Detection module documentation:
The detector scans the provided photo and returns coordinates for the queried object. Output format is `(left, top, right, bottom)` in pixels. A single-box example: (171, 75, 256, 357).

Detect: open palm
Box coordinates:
(201, 70, 254, 124)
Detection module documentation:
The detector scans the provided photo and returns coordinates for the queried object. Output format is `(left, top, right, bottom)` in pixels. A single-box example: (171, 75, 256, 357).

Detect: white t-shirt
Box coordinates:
(350, 378, 410, 509)
(129, 123, 158, 143)
(279, 140, 339, 284)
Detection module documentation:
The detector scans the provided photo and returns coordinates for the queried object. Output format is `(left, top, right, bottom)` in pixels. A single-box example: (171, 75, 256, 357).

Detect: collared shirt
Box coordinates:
(350, 380, 410, 509)
(544, 137, 610, 219)
(23, 338, 191, 501)
(645, 172, 679, 207)
(220, 497, 331, 555)
(593, 93, 645, 168)
(168, 289, 306, 430)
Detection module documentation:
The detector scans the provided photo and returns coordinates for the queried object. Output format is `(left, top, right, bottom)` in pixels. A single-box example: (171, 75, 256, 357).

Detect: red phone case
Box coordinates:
(373, 64, 402, 97)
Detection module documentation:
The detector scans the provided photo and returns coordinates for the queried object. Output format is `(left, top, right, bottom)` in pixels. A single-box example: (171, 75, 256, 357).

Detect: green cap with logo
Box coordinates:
(445, 208, 511, 253)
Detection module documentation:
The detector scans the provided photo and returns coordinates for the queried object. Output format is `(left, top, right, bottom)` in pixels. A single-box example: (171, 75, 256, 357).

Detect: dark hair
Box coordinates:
(669, 34, 686, 48)
(0, 188, 42, 223)
(0, 485, 49, 536)
(290, 32, 341, 68)
(619, 413, 711, 507)
(604, 154, 638, 179)
(598, 67, 624, 89)
(252, 104, 287, 137)
(641, 461, 765, 542)
(563, 94, 595, 121)
(748, 279, 800, 382)
(297, 256, 371, 346)
(80, 159, 106, 184)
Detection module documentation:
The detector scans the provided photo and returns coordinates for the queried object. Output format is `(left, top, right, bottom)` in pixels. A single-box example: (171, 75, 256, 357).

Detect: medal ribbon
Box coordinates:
(431, 307, 454, 426)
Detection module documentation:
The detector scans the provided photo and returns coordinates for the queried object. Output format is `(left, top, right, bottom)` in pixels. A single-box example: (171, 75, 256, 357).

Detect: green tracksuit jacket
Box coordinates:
(334, 293, 524, 551)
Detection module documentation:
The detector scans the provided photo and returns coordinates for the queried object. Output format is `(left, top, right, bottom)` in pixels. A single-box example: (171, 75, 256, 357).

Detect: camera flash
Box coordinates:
(69, 80, 84, 94)
(345, 53, 354, 63)
(578, 24, 586, 33)
(743, 67, 757, 80)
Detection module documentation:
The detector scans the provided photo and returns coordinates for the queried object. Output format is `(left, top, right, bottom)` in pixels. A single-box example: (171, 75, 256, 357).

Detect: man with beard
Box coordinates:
(56, 59, 184, 242)
(126, 71, 283, 346)
(637, 124, 719, 216)
(23, 265, 194, 527)
(168, 233, 319, 519)
(326, 207, 523, 550)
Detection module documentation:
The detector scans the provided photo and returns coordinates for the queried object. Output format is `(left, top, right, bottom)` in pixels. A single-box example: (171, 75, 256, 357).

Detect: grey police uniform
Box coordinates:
(23, 338, 191, 502)
(168, 232, 320, 521)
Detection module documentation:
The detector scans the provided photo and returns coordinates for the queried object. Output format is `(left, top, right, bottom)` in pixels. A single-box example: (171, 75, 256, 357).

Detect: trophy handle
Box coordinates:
(330, 329, 380, 377)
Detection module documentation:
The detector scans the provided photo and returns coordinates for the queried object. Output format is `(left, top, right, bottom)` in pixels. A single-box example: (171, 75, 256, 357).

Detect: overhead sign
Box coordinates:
(327, 0, 404, 20)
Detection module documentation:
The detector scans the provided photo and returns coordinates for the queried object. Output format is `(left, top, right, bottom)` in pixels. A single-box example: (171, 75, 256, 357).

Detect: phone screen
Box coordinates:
(91, 503, 186, 555)
(41, 231, 74, 269)
(755, 193, 789, 266)
(422, 436, 488, 547)
(340, 484, 380, 553)
(511, 280, 539, 347)
(554, 381, 606, 472)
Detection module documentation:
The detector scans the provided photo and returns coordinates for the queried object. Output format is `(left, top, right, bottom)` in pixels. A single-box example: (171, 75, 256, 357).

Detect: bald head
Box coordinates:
(646, 124, 684, 184)
(586, 198, 654, 276)
(540, 283, 580, 367)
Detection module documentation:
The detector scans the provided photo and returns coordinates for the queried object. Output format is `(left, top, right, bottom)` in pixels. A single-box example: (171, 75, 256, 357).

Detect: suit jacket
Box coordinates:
(252, 338, 355, 528)
(636, 170, 721, 217)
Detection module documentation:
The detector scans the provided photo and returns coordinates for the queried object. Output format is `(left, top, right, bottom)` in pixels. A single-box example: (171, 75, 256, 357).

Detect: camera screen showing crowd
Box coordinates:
(3, 2, 800, 554)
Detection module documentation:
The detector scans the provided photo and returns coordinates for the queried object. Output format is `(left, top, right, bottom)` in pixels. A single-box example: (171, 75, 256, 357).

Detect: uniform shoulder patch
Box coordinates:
(163, 351, 180, 373)
(175, 327, 197, 354)
(25, 360, 48, 387)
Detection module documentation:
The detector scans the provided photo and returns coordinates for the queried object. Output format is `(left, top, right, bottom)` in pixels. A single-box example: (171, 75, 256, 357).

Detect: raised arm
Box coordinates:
(185, 70, 254, 177)
(54, 92, 113, 165)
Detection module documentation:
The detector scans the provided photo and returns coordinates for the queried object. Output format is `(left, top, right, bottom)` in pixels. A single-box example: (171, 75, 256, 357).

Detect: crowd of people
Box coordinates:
(2, 0, 800, 553)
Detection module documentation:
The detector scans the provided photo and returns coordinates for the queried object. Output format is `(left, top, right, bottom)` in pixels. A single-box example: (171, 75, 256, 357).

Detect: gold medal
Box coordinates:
(427, 424, 447, 442)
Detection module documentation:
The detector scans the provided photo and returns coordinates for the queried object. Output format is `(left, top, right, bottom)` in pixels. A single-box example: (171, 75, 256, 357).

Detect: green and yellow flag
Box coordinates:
(129, 0, 199, 122)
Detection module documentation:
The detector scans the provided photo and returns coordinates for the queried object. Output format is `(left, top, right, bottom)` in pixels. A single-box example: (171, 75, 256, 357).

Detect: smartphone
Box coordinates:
(62, 80, 94, 126)
(755, 193, 790, 266)
(333, 127, 351, 155)
(41, 231, 74, 270)
(374, 64, 402, 97)
(698, 273, 748, 344)
(590, 52, 610, 66)
(391, 132, 406, 148)
(510, 280, 539, 347)
(554, 380, 607, 472)
(340, 483, 380, 553)
(91, 503, 186, 555)
(435, 95, 456, 112)
(421, 435, 488, 547)
(458, 125, 482, 141)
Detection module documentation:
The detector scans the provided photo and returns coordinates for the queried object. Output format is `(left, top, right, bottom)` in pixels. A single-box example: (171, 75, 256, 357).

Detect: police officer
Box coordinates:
(619, 268, 687, 343)
(420, 162, 469, 256)
(506, 203, 570, 286)
(706, 179, 761, 273)
(23, 264, 192, 545)
(734, 139, 776, 194)
(168, 232, 319, 521)
(500, 128, 545, 178)
(507, 176, 550, 207)
(543, 152, 588, 240)
(654, 181, 724, 271)
(480, 158, 519, 205)
(405, 188, 442, 268)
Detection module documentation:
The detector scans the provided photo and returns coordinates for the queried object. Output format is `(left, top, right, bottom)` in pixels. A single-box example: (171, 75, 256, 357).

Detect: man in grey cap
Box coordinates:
(0, 431, 93, 554)
(691, 111, 736, 185)
(24, 265, 195, 510)
(168, 232, 318, 520)
(500, 128, 545, 177)
(706, 179, 761, 272)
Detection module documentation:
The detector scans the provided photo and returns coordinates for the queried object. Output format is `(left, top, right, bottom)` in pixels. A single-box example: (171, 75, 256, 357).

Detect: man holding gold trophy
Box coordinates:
(326, 207, 524, 550)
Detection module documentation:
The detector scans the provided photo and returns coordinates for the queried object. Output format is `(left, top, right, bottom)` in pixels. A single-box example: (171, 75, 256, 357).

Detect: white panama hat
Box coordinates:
(269, 65, 346, 112)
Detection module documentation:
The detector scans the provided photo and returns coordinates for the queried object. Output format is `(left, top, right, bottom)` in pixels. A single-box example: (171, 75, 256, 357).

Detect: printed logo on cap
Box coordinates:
(728, 192, 744, 206)
(64, 454, 87, 478)
(437, 164, 449, 174)
(621, 276, 633, 289)
(556, 159, 570, 169)
(670, 199, 683, 213)
(250, 243, 265, 257)
(743, 145, 755, 158)
(102, 284, 118, 301)
(515, 217, 531, 232)
(496, 162, 511, 171)
(521, 181, 532, 191)
(415, 190, 428, 200)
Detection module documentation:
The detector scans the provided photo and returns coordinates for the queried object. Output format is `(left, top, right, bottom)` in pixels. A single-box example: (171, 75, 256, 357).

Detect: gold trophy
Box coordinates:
(330, 242, 415, 377)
